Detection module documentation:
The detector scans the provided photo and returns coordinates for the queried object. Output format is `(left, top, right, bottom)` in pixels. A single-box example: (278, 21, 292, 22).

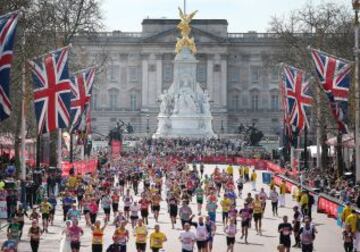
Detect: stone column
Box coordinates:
(141, 59, 149, 107)
(220, 56, 227, 107)
(206, 56, 214, 102)
(156, 54, 162, 99)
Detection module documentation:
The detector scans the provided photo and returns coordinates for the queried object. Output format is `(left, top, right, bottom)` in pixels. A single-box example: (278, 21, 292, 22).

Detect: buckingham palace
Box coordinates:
(74, 19, 282, 137)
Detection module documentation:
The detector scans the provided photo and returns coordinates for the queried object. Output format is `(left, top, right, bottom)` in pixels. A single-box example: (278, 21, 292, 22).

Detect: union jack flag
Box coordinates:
(28, 46, 72, 134)
(69, 67, 95, 132)
(281, 64, 313, 133)
(0, 11, 19, 121)
(310, 48, 352, 133)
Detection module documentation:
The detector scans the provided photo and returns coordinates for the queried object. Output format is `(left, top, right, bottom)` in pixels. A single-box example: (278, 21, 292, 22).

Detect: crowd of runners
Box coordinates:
(1, 150, 328, 252)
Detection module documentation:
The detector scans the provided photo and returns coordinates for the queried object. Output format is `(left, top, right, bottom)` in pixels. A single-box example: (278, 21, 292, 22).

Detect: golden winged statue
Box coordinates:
(175, 7, 198, 54)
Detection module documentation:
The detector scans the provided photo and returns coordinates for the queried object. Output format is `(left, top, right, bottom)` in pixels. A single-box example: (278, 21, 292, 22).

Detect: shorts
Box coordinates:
(70, 241, 80, 250)
(124, 206, 130, 212)
(130, 215, 139, 220)
(104, 208, 111, 215)
(197, 240, 207, 249)
(42, 213, 49, 220)
(280, 237, 291, 248)
(83, 209, 89, 215)
(152, 205, 160, 212)
(112, 203, 119, 212)
(136, 243, 146, 251)
(196, 199, 203, 204)
(50, 209, 55, 216)
(226, 237, 235, 246)
(169, 207, 178, 218)
(253, 213, 262, 222)
(241, 220, 250, 228)
(141, 209, 149, 218)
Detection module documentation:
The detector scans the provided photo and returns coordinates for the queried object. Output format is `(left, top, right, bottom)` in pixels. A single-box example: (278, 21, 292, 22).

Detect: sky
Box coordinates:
(101, 0, 349, 33)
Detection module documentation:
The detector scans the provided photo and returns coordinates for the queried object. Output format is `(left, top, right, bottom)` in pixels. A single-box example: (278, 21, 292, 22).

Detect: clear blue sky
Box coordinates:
(101, 0, 349, 32)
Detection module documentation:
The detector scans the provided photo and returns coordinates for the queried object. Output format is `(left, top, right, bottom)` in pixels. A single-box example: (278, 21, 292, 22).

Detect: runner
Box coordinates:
(68, 219, 84, 252)
(139, 195, 150, 225)
(134, 219, 148, 252)
(205, 216, 216, 252)
(149, 224, 167, 252)
(270, 187, 279, 216)
(123, 189, 133, 220)
(224, 218, 237, 252)
(239, 203, 252, 244)
(113, 222, 129, 251)
(195, 216, 208, 252)
(28, 220, 41, 252)
(195, 185, 204, 216)
(252, 194, 263, 235)
(179, 222, 196, 252)
(179, 201, 193, 229)
(278, 215, 293, 252)
(168, 193, 179, 229)
(130, 201, 140, 229)
(39, 197, 52, 233)
(299, 216, 317, 252)
(91, 220, 106, 252)
(101, 193, 112, 223)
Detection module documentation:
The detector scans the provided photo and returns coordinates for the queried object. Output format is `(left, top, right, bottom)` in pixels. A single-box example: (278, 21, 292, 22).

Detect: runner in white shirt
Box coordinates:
(224, 218, 237, 252)
(179, 223, 196, 252)
(195, 217, 208, 252)
(130, 202, 140, 229)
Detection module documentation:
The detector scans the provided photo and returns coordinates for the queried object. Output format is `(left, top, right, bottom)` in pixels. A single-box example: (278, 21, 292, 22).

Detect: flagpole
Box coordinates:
(353, 3, 360, 183)
(70, 132, 73, 163)
(20, 30, 26, 180)
(57, 129, 62, 169)
(316, 86, 322, 170)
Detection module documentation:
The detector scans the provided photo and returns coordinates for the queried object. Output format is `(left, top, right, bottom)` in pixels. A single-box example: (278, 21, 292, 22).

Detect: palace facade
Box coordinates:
(74, 19, 282, 137)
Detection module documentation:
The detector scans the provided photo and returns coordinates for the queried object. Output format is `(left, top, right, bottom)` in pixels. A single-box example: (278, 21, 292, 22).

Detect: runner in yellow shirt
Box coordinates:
(150, 224, 167, 251)
(345, 210, 358, 233)
(226, 165, 233, 176)
(342, 202, 352, 223)
(250, 170, 257, 191)
(238, 166, 244, 179)
(279, 180, 287, 207)
(39, 198, 52, 233)
(134, 219, 148, 252)
(220, 195, 232, 225)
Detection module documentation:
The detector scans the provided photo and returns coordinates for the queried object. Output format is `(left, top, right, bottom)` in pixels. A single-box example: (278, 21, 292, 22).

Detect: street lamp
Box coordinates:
(353, 0, 360, 182)
(146, 115, 150, 134)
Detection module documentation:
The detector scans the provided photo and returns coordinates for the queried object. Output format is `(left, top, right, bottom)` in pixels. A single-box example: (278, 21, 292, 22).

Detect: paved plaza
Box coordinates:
(0, 165, 343, 252)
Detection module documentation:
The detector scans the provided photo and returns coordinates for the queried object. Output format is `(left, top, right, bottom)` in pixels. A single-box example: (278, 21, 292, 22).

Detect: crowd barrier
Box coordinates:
(195, 156, 294, 175)
(61, 159, 98, 176)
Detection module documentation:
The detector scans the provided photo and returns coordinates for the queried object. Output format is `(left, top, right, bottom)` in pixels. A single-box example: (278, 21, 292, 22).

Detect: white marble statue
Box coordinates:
(159, 90, 172, 116)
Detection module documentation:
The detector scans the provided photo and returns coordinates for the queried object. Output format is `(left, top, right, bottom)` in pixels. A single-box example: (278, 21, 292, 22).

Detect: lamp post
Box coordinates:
(146, 115, 150, 134)
(353, 0, 360, 182)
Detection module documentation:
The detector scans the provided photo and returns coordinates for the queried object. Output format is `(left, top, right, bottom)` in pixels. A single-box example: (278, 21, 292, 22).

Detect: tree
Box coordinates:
(268, 1, 353, 174)
(0, 0, 103, 168)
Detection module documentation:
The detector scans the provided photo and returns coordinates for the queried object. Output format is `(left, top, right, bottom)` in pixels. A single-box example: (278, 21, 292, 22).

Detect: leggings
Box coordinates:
(31, 240, 40, 252)
(271, 201, 278, 214)
(344, 242, 353, 252)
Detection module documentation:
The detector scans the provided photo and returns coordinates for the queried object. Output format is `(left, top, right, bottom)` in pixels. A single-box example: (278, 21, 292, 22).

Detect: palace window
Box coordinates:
(128, 66, 138, 82)
(108, 88, 119, 110)
(231, 95, 240, 111)
(108, 65, 119, 82)
(251, 94, 259, 111)
(251, 66, 261, 83)
(229, 66, 240, 82)
(197, 64, 207, 83)
(271, 94, 279, 111)
(163, 63, 173, 82)
(130, 94, 137, 111)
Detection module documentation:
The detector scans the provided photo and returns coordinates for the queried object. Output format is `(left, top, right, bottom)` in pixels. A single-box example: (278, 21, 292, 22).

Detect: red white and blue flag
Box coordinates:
(69, 67, 95, 132)
(0, 11, 19, 121)
(310, 48, 352, 133)
(28, 46, 72, 134)
(281, 64, 313, 133)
